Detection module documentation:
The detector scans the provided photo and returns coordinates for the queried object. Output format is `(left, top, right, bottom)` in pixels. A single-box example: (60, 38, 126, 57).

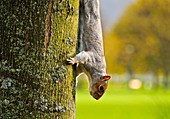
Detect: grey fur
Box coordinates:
(67, 0, 109, 99)
(75, 0, 106, 81)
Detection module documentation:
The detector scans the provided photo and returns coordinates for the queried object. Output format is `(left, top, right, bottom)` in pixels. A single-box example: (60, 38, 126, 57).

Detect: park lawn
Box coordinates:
(76, 89, 170, 119)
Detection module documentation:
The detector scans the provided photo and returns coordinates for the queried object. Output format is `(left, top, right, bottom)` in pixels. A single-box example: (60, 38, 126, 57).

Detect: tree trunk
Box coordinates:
(0, 0, 78, 118)
(163, 70, 169, 89)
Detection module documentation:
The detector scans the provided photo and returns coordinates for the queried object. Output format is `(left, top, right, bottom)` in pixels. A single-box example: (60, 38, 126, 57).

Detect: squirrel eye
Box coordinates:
(99, 85, 104, 91)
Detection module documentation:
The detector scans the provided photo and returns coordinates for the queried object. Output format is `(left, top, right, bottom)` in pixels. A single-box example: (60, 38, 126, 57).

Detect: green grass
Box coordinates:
(76, 88, 170, 119)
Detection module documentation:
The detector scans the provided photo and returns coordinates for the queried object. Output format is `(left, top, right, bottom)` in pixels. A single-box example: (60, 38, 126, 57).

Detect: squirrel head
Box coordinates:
(89, 75, 111, 100)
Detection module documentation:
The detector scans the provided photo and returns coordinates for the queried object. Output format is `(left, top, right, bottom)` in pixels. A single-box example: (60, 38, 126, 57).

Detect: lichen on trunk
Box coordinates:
(0, 0, 78, 118)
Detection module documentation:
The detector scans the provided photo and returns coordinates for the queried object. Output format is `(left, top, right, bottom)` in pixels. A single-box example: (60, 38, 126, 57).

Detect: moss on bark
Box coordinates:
(0, 0, 78, 118)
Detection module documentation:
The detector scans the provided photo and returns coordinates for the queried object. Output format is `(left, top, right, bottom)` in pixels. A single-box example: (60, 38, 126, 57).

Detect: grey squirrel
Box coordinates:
(67, 0, 111, 100)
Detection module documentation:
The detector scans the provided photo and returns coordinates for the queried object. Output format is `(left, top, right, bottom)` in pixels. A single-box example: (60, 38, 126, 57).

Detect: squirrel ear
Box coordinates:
(102, 75, 111, 81)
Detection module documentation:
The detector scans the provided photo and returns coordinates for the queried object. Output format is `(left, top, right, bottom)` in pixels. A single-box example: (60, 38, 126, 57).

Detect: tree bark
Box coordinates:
(0, 0, 78, 118)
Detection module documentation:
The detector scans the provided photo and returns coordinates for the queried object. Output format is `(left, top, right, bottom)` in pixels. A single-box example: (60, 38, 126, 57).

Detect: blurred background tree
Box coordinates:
(76, 1, 170, 119)
(104, 0, 170, 89)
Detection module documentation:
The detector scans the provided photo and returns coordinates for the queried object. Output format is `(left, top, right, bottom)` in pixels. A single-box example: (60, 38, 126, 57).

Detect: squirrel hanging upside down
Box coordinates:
(67, 0, 111, 100)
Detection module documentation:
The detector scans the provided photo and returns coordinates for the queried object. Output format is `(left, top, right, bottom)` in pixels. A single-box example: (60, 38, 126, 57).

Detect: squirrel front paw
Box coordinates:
(67, 57, 76, 65)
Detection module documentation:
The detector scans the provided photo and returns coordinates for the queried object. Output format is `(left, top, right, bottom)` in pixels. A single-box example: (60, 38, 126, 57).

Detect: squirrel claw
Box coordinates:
(67, 57, 76, 65)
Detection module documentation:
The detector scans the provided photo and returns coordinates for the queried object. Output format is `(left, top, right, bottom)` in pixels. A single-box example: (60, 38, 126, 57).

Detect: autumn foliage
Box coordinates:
(104, 0, 170, 78)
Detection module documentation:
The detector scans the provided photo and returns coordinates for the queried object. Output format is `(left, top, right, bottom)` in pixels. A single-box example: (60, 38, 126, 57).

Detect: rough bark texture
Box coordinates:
(0, 0, 78, 118)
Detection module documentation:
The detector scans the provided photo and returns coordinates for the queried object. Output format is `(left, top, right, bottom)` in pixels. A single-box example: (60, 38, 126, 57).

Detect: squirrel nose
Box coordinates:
(90, 92, 101, 100)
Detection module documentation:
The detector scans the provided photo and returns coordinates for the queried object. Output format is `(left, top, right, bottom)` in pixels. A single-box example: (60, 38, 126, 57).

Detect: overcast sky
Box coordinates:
(100, 0, 135, 32)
